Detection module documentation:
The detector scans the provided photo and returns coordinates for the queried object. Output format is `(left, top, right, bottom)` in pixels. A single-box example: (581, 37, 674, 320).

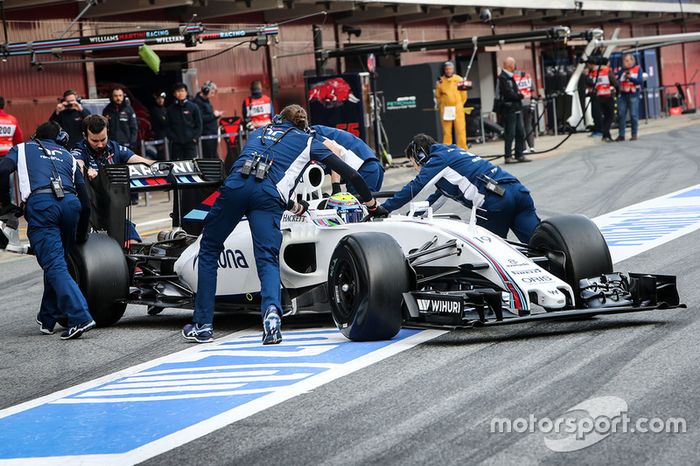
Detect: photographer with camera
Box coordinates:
(616, 53, 644, 141)
(586, 58, 617, 142)
(49, 90, 90, 150)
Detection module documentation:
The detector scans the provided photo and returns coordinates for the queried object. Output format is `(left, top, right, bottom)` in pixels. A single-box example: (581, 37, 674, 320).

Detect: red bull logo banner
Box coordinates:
(306, 73, 368, 142)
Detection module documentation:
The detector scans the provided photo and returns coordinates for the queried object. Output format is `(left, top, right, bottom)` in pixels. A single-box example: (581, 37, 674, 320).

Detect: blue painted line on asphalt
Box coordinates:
(671, 188, 700, 198)
(0, 328, 436, 464)
(594, 183, 700, 262)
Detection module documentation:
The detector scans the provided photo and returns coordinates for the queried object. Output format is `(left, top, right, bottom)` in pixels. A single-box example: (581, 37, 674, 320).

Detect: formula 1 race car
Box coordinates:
(65, 161, 684, 341)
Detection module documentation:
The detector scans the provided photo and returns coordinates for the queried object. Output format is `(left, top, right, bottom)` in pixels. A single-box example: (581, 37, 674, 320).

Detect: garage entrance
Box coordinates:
(94, 54, 187, 140)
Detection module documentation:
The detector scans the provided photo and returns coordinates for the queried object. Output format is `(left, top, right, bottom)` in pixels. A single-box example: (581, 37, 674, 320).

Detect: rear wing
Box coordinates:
(128, 159, 224, 192)
(89, 159, 225, 245)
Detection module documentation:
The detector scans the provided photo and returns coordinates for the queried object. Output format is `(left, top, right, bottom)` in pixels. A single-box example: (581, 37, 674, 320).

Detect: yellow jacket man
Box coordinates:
(436, 61, 468, 149)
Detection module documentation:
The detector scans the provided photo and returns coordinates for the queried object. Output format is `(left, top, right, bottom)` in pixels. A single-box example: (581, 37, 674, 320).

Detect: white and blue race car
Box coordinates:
(35, 161, 684, 341)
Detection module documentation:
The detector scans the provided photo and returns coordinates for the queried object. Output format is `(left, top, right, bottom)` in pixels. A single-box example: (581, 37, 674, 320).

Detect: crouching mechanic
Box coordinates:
(71, 115, 156, 245)
(0, 121, 95, 339)
(183, 105, 387, 345)
(311, 125, 384, 194)
(382, 134, 540, 242)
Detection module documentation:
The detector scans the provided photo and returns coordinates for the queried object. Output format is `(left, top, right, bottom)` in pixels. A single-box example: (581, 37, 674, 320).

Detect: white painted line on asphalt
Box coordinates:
(109, 372, 313, 387)
(594, 183, 700, 263)
(100, 377, 279, 390)
(113, 368, 276, 379)
(135, 217, 171, 227)
(85, 384, 249, 396)
(120, 370, 290, 383)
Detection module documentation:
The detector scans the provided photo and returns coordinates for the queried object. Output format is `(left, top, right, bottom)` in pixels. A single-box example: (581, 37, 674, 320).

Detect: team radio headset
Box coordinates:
(405, 139, 504, 197)
(239, 117, 296, 181)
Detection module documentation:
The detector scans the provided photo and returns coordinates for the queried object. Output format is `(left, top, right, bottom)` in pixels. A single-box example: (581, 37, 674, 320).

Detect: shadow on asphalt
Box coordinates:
(113, 308, 336, 332)
(422, 317, 682, 346)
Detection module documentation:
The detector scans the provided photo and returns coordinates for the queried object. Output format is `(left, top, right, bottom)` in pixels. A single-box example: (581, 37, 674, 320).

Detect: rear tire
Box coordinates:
(68, 233, 129, 326)
(328, 232, 410, 341)
(529, 214, 612, 307)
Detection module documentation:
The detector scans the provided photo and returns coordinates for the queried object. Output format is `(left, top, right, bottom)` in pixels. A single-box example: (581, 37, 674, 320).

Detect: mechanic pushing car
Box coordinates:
(311, 124, 384, 195)
(183, 104, 387, 345)
(71, 115, 157, 245)
(381, 133, 540, 242)
(0, 121, 95, 339)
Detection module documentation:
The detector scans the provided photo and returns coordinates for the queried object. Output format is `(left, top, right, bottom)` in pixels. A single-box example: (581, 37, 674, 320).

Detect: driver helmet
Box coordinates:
(326, 192, 364, 224)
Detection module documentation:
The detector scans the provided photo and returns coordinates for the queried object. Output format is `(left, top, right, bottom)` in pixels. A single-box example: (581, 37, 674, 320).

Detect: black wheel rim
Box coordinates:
(332, 254, 361, 323)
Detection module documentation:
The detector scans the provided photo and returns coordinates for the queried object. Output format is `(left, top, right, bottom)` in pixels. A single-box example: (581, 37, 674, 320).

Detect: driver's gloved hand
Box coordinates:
(293, 199, 309, 216)
(367, 203, 389, 219)
(287, 199, 309, 216)
(331, 182, 342, 195)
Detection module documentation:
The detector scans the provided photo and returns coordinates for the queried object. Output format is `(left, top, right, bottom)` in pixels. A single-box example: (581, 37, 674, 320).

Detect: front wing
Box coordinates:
(402, 273, 687, 329)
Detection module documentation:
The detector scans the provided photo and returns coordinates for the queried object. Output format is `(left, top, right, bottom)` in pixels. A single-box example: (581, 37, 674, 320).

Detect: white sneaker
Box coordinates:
(1, 222, 28, 254)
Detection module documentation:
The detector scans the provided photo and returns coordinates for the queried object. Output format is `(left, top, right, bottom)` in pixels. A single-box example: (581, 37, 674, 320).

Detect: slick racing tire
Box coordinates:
(328, 232, 410, 341)
(529, 214, 612, 307)
(68, 233, 129, 326)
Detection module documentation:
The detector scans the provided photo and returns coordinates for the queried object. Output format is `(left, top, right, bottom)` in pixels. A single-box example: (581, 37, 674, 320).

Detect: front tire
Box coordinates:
(529, 214, 612, 306)
(328, 232, 410, 341)
(68, 233, 129, 326)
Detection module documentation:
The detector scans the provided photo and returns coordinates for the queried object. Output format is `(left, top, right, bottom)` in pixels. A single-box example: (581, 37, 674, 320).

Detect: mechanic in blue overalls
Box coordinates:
(71, 115, 156, 245)
(183, 105, 387, 344)
(381, 133, 540, 242)
(311, 125, 384, 195)
(0, 121, 95, 339)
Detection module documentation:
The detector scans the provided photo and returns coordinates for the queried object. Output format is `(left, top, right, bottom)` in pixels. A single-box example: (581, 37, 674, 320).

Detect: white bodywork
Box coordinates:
(174, 167, 572, 312)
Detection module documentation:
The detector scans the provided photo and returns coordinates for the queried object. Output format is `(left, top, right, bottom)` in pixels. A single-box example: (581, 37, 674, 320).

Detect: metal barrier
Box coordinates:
(140, 138, 170, 161)
(140, 129, 241, 162)
(196, 131, 240, 159)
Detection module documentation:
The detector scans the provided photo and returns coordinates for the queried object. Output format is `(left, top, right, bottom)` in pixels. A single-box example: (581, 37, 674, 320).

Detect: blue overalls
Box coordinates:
(193, 122, 334, 325)
(382, 144, 540, 242)
(312, 125, 384, 193)
(71, 140, 141, 242)
(3, 140, 92, 327)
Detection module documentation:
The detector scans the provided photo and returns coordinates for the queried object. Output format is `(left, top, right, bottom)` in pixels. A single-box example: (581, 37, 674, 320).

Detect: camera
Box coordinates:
(588, 55, 608, 66)
(479, 8, 492, 22)
(64, 102, 73, 109)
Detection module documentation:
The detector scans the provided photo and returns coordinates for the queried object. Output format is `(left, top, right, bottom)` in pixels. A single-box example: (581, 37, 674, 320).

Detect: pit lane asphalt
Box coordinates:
(2, 120, 700, 464)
